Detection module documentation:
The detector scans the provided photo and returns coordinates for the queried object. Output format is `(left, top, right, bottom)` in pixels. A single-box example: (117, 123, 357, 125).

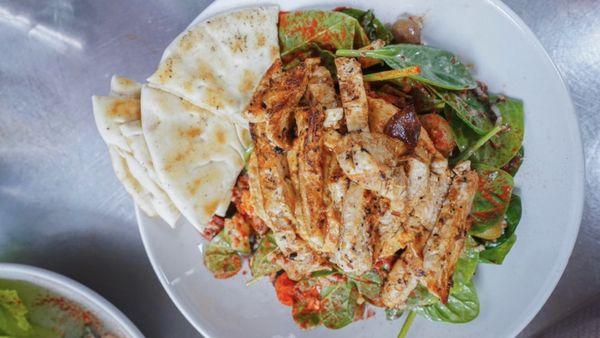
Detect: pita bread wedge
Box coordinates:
(147, 6, 280, 126)
(141, 85, 245, 230)
(92, 76, 180, 227)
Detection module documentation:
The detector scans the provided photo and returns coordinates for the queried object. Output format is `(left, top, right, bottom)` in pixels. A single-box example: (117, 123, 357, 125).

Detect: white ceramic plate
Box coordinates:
(0, 263, 143, 338)
(137, 0, 585, 337)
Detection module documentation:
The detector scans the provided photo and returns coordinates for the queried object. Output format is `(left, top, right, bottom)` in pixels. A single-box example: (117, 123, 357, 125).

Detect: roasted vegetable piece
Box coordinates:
(419, 113, 456, 157)
(391, 16, 423, 44)
(275, 272, 296, 306)
(384, 103, 421, 148)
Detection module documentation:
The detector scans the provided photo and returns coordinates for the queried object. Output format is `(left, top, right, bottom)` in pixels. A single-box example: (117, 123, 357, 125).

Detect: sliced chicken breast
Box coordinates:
(422, 161, 478, 303)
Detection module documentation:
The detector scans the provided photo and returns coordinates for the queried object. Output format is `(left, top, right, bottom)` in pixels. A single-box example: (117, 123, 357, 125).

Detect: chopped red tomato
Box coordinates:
(274, 272, 296, 306)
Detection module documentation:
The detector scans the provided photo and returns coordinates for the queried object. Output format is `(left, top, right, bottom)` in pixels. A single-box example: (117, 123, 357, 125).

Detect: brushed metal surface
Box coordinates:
(0, 1, 597, 337)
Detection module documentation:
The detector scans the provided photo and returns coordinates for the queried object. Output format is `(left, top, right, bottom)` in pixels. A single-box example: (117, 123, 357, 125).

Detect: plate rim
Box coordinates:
(137, 0, 585, 337)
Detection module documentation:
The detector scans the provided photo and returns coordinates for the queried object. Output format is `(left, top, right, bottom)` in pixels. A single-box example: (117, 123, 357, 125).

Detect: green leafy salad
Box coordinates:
(201, 7, 524, 337)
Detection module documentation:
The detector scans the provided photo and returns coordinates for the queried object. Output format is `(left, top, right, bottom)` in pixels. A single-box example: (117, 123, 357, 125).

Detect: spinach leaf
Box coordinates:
(469, 164, 514, 235)
(292, 274, 359, 330)
(479, 234, 517, 264)
(311, 43, 337, 76)
(320, 280, 359, 329)
(349, 270, 382, 301)
(433, 88, 495, 135)
(0, 289, 31, 336)
(292, 278, 322, 329)
(414, 280, 479, 323)
(453, 237, 479, 284)
(485, 194, 522, 249)
(249, 232, 281, 281)
(406, 284, 439, 308)
(338, 8, 393, 43)
(450, 96, 524, 168)
(502, 147, 524, 176)
(337, 44, 477, 90)
(203, 231, 242, 279)
(408, 237, 480, 323)
(279, 10, 368, 59)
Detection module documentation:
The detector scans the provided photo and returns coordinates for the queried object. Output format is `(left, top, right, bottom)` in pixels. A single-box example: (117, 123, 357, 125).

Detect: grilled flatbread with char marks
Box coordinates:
(92, 76, 179, 227)
(148, 6, 280, 126)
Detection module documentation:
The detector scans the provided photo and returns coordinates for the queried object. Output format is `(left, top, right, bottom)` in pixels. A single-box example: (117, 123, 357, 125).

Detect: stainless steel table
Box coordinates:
(0, 1, 598, 337)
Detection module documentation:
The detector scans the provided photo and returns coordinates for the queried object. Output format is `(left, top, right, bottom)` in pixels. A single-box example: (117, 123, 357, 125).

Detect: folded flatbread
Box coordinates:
(92, 76, 180, 226)
(140, 85, 246, 230)
(147, 6, 280, 126)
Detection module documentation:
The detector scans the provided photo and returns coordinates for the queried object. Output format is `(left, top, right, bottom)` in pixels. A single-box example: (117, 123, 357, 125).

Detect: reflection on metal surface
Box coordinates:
(0, 5, 82, 51)
(29, 23, 83, 50)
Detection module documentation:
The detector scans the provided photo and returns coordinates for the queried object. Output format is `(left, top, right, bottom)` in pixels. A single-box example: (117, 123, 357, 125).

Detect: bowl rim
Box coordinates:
(0, 263, 144, 338)
(137, 0, 585, 337)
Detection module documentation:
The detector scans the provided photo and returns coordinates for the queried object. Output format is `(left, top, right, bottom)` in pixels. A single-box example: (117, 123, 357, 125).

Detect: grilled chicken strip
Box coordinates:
(295, 107, 328, 250)
(245, 58, 317, 125)
(306, 66, 339, 110)
(250, 123, 296, 232)
(322, 152, 347, 253)
(381, 245, 423, 309)
(334, 132, 408, 202)
(368, 96, 400, 133)
(250, 122, 328, 279)
(244, 59, 283, 123)
(333, 182, 373, 275)
(422, 161, 478, 303)
(335, 57, 369, 132)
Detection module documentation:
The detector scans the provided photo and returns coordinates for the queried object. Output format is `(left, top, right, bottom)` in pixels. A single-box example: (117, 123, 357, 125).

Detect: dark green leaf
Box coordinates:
(449, 96, 524, 167)
(249, 233, 281, 280)
(310, 269, 337, 278)
(453, 237, 479, 284)
(484, 194, 522, 249)
(203, 231, 242, 279)
(349, 270, 382, 301)
(472, 96, 524, 167)
(406, 284, 438, 308)
(434, 88, 495, 135)
(311, 43, 337, 77)
(320, 280, 359, 329)
(469, 164, 514, 235)
(279, 10, 368, 59)
(385, 308, 404, 320)
(479, 234, 517, 264)
(414, 280, 479, 323)
(338, 8, 393, 43)
(337, 44, 477, 90)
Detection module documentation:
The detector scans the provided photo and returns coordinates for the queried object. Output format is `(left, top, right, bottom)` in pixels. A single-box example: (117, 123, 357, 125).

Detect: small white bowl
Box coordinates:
(0, 263, 143, 338)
